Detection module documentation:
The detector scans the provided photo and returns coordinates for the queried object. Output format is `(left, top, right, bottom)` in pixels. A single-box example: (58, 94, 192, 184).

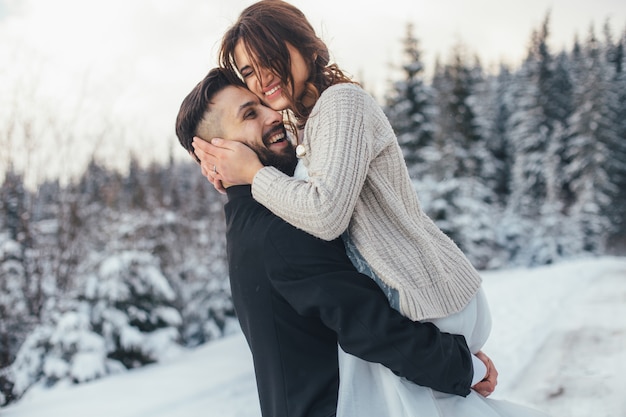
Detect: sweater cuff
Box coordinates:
(471, 354, 487, 386)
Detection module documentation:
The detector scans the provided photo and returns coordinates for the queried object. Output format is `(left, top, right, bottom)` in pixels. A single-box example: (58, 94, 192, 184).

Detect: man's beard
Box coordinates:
(251, 126, 298, 176)
(255, 143, 298, 176)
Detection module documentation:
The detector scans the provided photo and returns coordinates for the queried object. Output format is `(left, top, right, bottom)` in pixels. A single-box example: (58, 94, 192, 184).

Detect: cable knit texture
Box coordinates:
(252, 83, 482, 321)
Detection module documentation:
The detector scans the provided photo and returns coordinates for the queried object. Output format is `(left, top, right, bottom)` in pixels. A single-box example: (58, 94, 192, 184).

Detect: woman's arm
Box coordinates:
(253, 84, 383, 240)
(194, 84, 387, 240)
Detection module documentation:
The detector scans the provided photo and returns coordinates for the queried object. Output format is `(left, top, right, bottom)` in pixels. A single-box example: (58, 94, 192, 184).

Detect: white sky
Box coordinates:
(1, 0, 625, 184)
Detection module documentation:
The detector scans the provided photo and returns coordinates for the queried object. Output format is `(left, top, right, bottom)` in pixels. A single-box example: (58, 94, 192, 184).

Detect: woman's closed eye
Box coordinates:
(239, 66, 254, 79)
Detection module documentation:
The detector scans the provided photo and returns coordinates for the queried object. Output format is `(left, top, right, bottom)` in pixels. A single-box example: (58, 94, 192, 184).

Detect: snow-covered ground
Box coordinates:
(3, 256, 626, 417)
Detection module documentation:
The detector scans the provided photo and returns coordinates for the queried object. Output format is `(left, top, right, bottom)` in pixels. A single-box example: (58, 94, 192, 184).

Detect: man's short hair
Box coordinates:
(175, 67, 245, 162)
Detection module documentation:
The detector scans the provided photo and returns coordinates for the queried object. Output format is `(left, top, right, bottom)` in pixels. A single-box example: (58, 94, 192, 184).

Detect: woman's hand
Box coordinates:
(471, 350, 498, 397)
(192, 137, 264, 192)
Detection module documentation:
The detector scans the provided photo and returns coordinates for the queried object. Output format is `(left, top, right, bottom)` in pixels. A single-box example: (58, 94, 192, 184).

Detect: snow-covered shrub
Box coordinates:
(9, 309, 111, 400)
(180, 277, 237, 348)
(6, 250, 185, 402)
(84, 250, 183, 368)
(0, 235, 33, 405)
(497, 205, 590, 268)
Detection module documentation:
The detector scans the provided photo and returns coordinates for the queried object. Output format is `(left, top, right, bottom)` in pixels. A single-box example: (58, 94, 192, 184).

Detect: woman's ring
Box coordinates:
(213, 165, 217, 173)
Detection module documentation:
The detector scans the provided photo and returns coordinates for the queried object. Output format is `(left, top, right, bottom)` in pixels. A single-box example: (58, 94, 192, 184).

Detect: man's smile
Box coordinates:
(263, 125, 288, 149)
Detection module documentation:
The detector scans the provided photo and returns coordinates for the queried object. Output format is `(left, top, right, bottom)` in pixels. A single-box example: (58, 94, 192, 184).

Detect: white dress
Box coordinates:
(335, 287, 549, 417)
(294, 160, 550, 417)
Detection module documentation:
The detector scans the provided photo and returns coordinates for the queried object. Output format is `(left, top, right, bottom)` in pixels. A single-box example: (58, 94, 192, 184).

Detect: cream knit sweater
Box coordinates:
(252, 83, 482, 321)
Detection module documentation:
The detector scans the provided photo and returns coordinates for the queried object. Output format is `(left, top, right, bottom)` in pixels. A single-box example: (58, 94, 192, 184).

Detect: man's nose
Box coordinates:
(262, 107, 282, 125)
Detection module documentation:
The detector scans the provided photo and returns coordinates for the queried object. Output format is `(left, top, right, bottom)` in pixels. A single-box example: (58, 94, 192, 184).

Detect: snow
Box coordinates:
(70, 352, 107, 383)
(3, 256, 626, 417)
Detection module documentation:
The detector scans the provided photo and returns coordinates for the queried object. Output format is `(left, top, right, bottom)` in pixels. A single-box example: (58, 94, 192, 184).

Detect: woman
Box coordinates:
(193, 1, 549, 415)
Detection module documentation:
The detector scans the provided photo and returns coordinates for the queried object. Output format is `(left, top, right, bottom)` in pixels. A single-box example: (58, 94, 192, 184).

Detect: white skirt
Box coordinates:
(336, 288, 550, 417)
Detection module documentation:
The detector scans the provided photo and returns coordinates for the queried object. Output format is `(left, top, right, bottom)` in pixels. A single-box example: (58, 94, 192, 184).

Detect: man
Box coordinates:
(175, 68, 494, 417)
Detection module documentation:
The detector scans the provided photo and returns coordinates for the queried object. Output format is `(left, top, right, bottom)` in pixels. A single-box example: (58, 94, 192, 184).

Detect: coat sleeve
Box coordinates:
(263, 218, 473, 397)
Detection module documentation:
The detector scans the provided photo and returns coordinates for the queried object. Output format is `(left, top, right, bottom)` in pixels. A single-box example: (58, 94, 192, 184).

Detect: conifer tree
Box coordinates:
(0, 166, 30, 251)
(422, 49, 500, 266)
(384, 23, 435, 177)
(125, 154, 146, 209)
(82, 250, 183, 369)
(501, 14, 582, 265)
(431, 46, 485, 180)
(604, 27, 626, 246)
(0, 236, 29, 371)
(564, 26, 621, 253)
(507, 15, 556, 217)
(78, 156, 123, 209)
(0, 166, 41, 340)
(471, 66, 514, 204)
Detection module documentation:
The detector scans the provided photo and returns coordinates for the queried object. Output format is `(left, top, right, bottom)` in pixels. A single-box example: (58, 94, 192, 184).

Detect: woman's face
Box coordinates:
(234, 40, 309, 112)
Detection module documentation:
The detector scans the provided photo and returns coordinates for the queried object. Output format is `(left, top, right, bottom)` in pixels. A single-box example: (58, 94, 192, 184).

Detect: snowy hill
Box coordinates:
(3, 257, 626, 417)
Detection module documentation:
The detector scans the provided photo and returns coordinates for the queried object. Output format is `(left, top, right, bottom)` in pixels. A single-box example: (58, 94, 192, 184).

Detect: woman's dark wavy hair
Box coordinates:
(219, 0, 357, 129)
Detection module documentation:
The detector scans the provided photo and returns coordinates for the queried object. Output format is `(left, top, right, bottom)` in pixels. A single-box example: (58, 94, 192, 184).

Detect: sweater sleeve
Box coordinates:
(252, 84, 380, 241)
(263, 218, 474, 397)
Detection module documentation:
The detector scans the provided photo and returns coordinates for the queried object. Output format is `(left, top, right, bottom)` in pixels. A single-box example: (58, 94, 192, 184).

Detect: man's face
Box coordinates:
(214, 85, 297, 175)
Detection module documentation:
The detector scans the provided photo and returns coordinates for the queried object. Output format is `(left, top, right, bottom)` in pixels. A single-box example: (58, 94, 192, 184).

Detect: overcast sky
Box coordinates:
(1, 0, 625, 184)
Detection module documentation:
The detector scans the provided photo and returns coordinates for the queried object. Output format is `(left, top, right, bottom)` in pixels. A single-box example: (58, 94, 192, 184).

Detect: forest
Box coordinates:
(1, 15, 625, 406)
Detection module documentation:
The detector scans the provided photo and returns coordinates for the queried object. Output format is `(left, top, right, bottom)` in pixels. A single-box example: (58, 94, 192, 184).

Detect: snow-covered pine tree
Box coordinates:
(431, 46, 485, 180)
(416, 176, 502, 269)
(0, 237, 29, 375)
(507, 15, 557, 218)
(470, 65, 515, 205)
(603, 25, 626, 249)
(124, 153, 147, 210)
(82, 250, 183, 369)
(5, 249, 185, 403)
(528, 51, 584, 264)
(415, 47, 501, 268)
(545, 50, 575, 200)
(384, 23, 435, 178)
(8, 306, 113, 402)
(563, 25, 620, 254)
(0, 167, 40, 370)
(503, 14, 579, 265)
(83, 157, 124, 209)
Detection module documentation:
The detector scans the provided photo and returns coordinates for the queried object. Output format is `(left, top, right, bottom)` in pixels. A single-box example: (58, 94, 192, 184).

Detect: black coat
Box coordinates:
(224, 186, 473, 417)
